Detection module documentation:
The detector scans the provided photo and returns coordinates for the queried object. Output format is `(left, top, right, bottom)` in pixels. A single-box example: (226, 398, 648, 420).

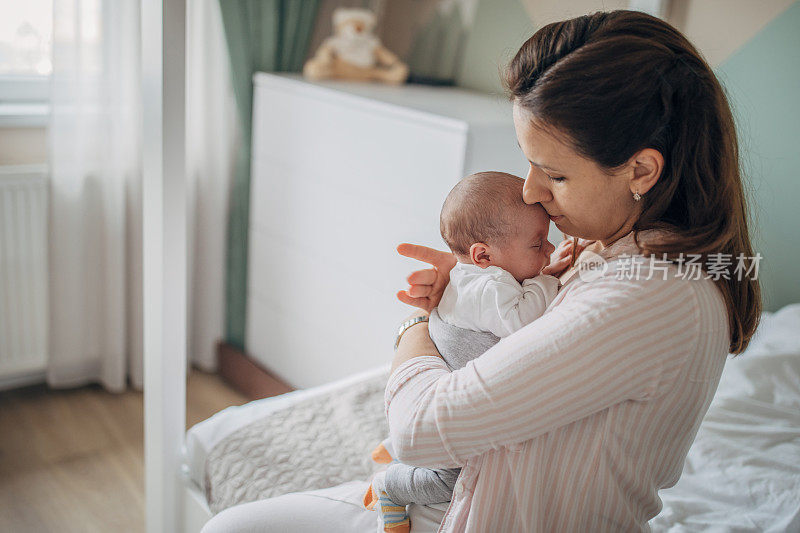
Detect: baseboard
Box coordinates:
(0, 370, 46, 392)
(216, 341, 294, 400)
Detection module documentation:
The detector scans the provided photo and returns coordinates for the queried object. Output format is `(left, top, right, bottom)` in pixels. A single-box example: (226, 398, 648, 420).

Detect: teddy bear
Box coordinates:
(303, 8, 409, 85)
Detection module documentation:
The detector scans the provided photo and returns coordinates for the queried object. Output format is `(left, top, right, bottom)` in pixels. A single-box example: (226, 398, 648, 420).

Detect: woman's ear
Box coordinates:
(628, 148, 664, 198)
(469, 243, 492, 268)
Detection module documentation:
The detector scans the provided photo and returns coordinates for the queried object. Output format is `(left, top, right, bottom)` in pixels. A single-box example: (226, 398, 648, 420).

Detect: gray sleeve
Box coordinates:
(383, 462, 461, 506)
(428, 308, 500, 370)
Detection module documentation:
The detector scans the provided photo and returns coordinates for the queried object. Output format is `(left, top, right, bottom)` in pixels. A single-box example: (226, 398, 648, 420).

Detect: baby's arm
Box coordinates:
(480, 274, 560, 337)
(383, 463, 460, 506)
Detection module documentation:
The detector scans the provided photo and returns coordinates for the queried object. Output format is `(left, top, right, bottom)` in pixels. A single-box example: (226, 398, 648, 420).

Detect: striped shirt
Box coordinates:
(384, 230, 730, 532)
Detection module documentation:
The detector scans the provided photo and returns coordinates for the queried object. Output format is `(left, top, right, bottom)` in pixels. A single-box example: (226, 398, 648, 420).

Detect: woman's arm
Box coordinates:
(391, 309, 440, 373)
(385, 274, 703, 468)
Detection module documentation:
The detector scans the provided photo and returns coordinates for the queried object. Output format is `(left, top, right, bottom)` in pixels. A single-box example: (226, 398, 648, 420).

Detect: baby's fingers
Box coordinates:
(542, 259, 569, 276)
(556, 238, 574, 252)
(542, 248, 573, 276)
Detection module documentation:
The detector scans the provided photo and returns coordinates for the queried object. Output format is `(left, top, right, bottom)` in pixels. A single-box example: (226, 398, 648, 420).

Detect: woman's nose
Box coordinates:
(523, 172, 553, 204)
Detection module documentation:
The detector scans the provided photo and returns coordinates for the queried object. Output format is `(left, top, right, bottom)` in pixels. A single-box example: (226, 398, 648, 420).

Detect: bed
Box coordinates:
(181, 303, 800, 532)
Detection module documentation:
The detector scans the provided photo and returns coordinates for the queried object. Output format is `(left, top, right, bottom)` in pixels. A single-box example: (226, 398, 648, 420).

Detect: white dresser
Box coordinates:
(247, 73, 526, 388)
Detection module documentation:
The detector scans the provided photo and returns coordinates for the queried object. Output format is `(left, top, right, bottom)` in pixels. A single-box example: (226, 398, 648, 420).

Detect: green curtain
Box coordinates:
(219, 0, 321, 350)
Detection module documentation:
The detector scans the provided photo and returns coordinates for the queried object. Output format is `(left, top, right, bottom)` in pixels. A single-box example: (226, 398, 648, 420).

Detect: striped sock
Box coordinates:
(378, 490, 410, 532)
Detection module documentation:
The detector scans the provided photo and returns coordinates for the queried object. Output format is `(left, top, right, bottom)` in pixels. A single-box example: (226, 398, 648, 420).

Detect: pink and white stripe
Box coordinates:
(385, 231, 730, 532)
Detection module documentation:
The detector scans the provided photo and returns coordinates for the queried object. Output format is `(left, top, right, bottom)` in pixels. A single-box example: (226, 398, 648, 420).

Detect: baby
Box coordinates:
(363, 171, 560, 532)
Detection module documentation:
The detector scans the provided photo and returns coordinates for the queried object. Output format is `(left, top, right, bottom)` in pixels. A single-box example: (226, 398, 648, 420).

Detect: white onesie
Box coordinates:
(436, 263, 560, 338)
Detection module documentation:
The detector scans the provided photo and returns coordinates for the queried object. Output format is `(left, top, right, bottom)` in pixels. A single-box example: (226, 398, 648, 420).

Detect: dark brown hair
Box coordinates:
(504, 10, 760, 354)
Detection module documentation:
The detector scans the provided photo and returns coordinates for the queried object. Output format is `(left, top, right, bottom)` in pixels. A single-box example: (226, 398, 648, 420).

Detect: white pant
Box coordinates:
(200, 480, 448, 533)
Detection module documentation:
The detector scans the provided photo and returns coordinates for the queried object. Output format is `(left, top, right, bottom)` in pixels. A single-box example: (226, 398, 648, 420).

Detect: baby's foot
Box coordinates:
(377, 489, 411, 532)
(365, 471, 411, 532)
(371, 442, 394, 464)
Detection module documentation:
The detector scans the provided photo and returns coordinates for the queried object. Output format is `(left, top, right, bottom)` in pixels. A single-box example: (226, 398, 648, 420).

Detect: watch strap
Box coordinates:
(394, 315, 429, 350)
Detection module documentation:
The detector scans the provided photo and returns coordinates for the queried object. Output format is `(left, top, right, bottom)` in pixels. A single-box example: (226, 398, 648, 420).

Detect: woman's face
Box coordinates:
(512, 103, 638, 246)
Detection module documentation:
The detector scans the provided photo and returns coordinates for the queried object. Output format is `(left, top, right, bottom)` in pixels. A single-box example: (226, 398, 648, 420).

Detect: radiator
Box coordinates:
(0, 165, 48, 379)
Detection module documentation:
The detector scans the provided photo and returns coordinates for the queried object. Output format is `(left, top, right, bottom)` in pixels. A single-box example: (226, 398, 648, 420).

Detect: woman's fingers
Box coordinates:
(397, 243, 456, 270)
(396, 244, 455, 311)
(396, 290, 432, 312)
(406, 268, 438, 286)
(407, 284, 433, 298)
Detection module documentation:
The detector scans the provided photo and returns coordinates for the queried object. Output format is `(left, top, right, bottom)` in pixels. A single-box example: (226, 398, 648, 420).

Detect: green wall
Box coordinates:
(456, 0, 535, 94)
(716, 1, 800, 311)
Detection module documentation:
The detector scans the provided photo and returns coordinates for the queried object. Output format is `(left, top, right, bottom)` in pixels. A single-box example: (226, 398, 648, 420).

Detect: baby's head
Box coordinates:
(440, 171, 555, 283)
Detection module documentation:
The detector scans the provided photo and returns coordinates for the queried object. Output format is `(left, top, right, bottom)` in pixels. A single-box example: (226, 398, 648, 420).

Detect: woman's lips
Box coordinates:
(549, 214, 562, 222)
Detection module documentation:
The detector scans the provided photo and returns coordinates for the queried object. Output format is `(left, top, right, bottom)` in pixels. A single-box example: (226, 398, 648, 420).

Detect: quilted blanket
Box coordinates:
(204, 369, 390, 513)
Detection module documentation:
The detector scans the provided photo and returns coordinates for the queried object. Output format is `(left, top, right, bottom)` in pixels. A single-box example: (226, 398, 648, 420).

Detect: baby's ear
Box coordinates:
(469, 242, 492, 268)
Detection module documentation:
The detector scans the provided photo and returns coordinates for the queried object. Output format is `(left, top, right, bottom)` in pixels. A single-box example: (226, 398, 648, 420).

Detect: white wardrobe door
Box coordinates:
(247, 87, 466, 388)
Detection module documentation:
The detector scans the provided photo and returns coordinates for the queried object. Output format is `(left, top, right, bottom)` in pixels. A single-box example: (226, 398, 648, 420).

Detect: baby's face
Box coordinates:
(492, 204, 556, 283)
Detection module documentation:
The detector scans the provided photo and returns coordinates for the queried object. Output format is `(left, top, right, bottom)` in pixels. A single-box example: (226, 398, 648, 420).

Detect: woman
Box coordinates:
(202, 9, 760, 532)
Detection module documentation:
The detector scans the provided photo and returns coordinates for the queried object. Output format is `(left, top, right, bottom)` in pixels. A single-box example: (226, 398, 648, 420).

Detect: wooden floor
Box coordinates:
(0, 370, 247, 533)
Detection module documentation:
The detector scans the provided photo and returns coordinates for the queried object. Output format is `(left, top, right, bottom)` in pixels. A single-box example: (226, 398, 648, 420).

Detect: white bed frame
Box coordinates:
(183, 481, 213, 531)
(139, 1, 244, 530)
(141, 0, 194, 531)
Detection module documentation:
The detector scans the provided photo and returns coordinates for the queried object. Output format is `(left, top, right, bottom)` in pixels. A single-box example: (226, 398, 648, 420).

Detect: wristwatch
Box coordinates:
(393, 315, 429, 350)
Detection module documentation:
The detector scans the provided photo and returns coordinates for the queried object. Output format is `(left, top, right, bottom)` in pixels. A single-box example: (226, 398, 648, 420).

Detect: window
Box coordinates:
(0, 0, 52, 126)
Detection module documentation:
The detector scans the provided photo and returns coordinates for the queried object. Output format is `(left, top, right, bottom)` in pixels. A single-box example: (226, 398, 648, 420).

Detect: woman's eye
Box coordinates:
(547, 175, 566, 183)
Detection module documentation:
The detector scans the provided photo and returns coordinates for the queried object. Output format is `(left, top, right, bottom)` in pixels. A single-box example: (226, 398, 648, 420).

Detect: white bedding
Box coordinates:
(649, 304, 800, 532)
(184, 305, 800, 531)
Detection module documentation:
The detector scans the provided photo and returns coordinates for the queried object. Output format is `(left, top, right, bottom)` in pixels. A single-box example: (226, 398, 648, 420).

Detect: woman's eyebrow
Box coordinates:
(516, 141, 562, 173)
(533, 162, 562, 173)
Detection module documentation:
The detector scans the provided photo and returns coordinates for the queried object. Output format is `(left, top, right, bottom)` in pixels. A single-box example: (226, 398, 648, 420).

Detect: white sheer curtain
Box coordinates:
(48, 0, 140, 391)
(48, 0, 235, 391)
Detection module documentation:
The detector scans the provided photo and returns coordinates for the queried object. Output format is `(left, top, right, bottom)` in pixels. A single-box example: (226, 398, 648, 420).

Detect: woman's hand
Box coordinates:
(396, 243, 457, 312)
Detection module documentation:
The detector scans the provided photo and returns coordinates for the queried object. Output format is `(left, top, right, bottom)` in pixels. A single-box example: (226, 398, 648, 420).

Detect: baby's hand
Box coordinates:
(542, 239, 581, 278)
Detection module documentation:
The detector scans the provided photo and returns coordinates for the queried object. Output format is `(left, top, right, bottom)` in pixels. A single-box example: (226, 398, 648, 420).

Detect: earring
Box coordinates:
(633, 191, 642, 202)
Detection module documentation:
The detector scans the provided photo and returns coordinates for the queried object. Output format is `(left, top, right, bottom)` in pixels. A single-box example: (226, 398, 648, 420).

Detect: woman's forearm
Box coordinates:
(385, 276, 695, 468)
(391, 313, 441, 373)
